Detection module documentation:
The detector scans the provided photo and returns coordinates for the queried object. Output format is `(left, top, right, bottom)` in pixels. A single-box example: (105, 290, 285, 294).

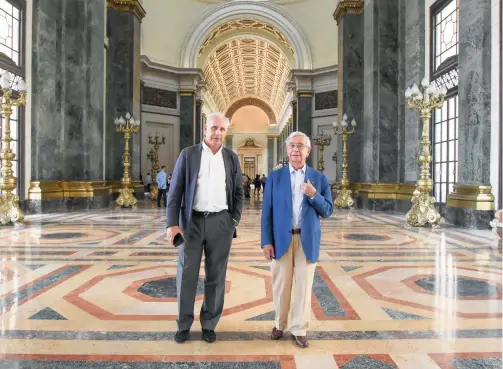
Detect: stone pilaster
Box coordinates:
(291, 100, 298, 131)
(195, 99, 203, 144)
(398, 0, 425, 185)
(179, 90, 196, 150)
(337, 7, 364, 183)
(360, 0, 400, 211)
(297, 91, 313, 166)
(267, 136, 275, 173)
(446, 0, 495, 228)
(29, 0, 108, 213)
(225, 135, 232, 150)
(276, 133, 282, 164)
(105, 0, 144, 186)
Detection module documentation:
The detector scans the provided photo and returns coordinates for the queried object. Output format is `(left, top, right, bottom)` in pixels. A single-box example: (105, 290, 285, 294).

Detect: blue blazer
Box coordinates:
(261, 165, 333, 263)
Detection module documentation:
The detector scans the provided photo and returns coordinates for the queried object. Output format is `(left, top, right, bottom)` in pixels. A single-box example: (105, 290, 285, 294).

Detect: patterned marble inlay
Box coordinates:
(336, 355, 397, 369)
(451, 358, 503, 369)
(344, 234, 388, 241)
(41, 232, 86, 239)
(415, 276, 500, 297)
(137, 277, 205, 299)
(0, 203, 500, 367)
(29, 307, 67, 320)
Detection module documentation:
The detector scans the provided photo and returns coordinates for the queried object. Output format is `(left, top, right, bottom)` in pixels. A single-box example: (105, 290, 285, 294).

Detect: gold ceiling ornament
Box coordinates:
(333, 0, 364, 25)
(198, 19, 294, 57)
(203, 38, 290, 118)
(107, 0, 146, 22)
(225, 97, 277, 125)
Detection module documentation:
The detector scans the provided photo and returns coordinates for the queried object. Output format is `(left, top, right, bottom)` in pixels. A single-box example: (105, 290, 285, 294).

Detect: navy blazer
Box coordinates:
(166, 143, 244, 232)
(261, 165, 333, 263)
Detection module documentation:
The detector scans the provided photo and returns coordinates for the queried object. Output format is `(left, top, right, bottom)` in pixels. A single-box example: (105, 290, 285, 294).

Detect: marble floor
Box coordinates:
(0, 199, 502, 368)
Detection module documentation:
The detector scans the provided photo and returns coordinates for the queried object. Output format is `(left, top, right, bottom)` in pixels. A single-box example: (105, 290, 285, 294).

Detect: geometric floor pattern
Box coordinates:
(0, 199, 501, 368)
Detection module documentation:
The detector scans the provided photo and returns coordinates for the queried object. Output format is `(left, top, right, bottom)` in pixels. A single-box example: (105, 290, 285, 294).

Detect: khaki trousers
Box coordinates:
(271, 234, 316, 336)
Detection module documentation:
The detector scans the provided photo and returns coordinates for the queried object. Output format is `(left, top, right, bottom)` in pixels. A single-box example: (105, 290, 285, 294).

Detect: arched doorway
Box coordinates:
(236, 138, 264, 179)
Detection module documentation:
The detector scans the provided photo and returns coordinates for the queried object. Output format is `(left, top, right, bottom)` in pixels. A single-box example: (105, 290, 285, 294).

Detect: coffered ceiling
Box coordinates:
(202, 37, 291, 122)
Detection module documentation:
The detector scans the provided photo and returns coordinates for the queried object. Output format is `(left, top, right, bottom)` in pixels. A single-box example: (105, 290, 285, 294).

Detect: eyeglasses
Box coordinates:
(287, 143, 307, 150)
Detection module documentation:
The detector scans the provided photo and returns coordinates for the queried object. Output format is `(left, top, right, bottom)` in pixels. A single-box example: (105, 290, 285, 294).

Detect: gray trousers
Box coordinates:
(176, 210, 234, 331)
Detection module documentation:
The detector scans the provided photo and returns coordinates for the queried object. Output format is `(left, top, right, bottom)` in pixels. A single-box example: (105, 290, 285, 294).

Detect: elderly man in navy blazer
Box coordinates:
(166, 113, 244, 344)
(261, 131, 333, 348)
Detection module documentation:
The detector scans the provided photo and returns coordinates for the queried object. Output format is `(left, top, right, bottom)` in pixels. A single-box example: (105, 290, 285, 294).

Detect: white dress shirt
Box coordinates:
(193, 141, 228, 212)
(289, 164, 305, 229)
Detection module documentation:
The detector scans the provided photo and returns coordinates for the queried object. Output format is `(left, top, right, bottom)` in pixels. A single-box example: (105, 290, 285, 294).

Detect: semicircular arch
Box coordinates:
(226, 97, 276, 125)
(181, 1, 312, 69)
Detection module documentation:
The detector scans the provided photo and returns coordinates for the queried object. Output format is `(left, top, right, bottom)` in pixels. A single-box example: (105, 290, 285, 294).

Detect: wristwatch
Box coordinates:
(233, 218, 239, 227)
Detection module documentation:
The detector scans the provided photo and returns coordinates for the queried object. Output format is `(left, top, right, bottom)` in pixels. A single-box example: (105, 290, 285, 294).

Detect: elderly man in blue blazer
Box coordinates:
(261, 131, 333, 348)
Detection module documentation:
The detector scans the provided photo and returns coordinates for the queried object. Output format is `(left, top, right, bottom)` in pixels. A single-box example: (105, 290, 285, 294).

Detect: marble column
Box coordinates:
(398, 0, 425, 185)
(446, 0, 495, 228)
(291, 100, 298, 131)
(297, 92, 313, 166)
(267, 136, 275, 173)
(338, 10, 364, 183)
(360, 0, 400, 210)
(105, 0, 144, 200)
(195, 99, 203, 144)
(273, 136, 278, 167)
(179, 90, 196, 150)
(225, 135, 232, 150)
(29, 0, 107, 213)
(276, 133, 282, 164)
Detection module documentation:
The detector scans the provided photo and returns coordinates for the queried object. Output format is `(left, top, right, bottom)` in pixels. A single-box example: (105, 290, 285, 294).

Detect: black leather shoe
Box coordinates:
(202, 329, 216, 343)
(174, 330, 190, 343)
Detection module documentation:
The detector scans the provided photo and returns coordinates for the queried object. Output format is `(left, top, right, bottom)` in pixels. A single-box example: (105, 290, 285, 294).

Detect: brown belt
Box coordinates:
(291, 228, 301, 235)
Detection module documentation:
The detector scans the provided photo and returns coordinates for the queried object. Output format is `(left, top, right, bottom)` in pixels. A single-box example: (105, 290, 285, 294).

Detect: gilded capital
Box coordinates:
(107, 0, 146, 22)
(333, 0, 364, 25)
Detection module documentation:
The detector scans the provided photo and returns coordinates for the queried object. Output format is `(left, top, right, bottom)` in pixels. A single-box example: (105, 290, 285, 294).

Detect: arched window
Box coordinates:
(430, 0, 459, 210)
(0, 0, 24, 196)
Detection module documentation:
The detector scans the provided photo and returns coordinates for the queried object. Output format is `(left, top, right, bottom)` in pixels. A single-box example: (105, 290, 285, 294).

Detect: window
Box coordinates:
(430, 0, 459, 206)
(0, 0, 23, 196)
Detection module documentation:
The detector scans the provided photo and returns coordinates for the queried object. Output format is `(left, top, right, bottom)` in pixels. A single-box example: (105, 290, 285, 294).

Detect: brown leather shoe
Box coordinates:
(271, 327, 283, 340)
(292, 334, 309, 348)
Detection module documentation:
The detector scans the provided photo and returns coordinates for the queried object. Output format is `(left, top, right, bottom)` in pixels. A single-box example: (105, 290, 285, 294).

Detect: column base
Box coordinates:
(26, 195, 112, 214)
(445, 185, 495, 229)
(444, 207, 495, 230)
(356, 197, 412, 213)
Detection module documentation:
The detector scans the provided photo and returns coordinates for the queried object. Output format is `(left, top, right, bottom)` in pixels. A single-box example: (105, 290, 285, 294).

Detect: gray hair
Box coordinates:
(206, 112, 230, 128)
(285, 131, 311, 148)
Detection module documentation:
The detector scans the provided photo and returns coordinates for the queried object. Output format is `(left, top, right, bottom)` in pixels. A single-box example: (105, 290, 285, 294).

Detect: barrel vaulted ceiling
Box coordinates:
(200, 21, 293, 123)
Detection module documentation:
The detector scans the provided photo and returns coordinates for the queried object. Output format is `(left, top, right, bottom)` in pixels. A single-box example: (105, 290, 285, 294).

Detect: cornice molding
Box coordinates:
(333, 0, 364, 25)
(107, 0, 146, 22)
(141, 55, 204, 78)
